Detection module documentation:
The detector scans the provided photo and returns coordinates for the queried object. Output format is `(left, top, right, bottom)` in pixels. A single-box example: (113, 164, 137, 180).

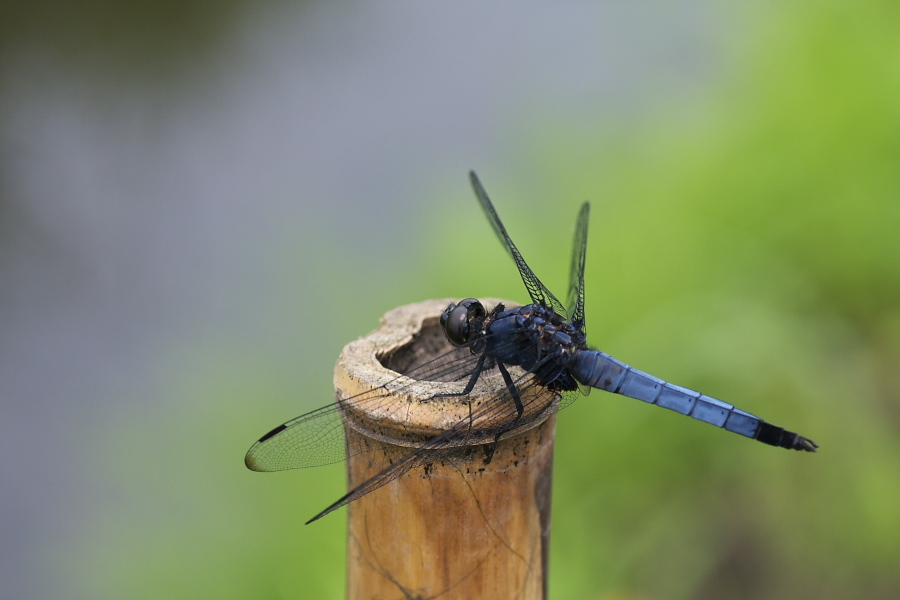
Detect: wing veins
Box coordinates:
(469, 171, 567, 318)
(566, 202, 590, 329)
(305, 352, 577, 523)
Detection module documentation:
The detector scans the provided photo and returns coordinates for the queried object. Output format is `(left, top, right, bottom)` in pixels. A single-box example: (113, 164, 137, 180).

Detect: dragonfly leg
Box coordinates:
(429, 351, 489, 399)
(497, 361, 525, 419)
(481, 362, 526, 464)
(427, 351, 490, 443)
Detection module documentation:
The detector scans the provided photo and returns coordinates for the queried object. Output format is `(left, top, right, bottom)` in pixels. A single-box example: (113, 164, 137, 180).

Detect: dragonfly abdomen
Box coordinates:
(571, 349, 756, 432)
(570, 349, 817, 451)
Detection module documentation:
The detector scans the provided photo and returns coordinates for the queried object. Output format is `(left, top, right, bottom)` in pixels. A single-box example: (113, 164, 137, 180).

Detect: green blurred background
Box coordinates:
(2, 2, 897, 599)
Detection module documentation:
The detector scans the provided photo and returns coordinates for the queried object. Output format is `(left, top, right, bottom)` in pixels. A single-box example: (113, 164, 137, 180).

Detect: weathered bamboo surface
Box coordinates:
(335, 299, 556, 600)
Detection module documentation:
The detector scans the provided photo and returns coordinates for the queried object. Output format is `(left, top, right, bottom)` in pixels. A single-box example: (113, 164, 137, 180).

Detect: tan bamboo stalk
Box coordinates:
(334, 299, 557, 600)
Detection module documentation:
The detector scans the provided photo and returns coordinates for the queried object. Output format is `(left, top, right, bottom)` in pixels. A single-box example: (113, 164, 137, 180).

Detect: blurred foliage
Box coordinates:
(540, 2, 900, 598)
(0, 0, 247, 80)
(66, 2, 899, 599)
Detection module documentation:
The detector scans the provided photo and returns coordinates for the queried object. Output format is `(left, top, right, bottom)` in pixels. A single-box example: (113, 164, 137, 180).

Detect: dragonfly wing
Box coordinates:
(306, 444, 453, 523)
(245, 343, 487, 472)
(245, 403, 349, 471)
(566, 202, 590, 330)
(469, 171, 567, 318)
(306, 351, 583, 523)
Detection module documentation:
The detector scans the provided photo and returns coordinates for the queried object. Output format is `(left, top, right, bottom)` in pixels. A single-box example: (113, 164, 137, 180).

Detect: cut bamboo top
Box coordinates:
(334, 298, 558, 449)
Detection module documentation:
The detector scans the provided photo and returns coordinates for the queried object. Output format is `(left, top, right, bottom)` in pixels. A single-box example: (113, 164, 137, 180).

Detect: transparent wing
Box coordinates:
(469, 171, 567, 319)
(566, 202, 590, 331)
(244, 342, 482, 472)
(305, 355, 581, 523)
(244, 324, 561, 473)
(243, 324, 585, 523)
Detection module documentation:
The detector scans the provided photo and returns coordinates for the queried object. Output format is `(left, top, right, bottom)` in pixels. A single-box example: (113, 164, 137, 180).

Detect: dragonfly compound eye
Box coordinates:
(443, 303, 471, 346)
(442, 298, 483, 346)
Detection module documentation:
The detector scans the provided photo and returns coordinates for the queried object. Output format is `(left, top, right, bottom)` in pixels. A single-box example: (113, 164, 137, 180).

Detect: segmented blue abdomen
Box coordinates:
(570, 349, 763, 439)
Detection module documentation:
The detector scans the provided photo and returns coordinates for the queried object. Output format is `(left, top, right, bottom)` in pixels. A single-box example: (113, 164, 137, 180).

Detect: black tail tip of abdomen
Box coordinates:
(756, 422, 819, 452)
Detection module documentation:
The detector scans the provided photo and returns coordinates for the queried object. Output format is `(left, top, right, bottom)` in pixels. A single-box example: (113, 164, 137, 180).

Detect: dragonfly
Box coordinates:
(245, 171, 817, 523)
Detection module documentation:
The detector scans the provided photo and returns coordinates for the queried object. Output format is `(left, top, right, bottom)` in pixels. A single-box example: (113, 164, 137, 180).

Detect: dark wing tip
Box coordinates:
(305, 490, 353, 524)
(257, 423, 288, 443)
(244, 446, 267, 471)
(305, 512, 326, 525)
(244, 423, 289, 471)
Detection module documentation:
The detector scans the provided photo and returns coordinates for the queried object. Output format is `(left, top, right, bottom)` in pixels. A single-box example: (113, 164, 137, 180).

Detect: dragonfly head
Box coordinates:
(440, 298, 485, 346)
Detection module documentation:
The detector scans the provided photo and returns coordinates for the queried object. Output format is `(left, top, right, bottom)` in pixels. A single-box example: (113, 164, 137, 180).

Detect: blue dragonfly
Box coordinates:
(246, 171, 817, 523)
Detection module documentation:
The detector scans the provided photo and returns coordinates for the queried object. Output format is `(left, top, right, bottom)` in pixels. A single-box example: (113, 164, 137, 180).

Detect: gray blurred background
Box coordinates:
(2, 2, 898, 599)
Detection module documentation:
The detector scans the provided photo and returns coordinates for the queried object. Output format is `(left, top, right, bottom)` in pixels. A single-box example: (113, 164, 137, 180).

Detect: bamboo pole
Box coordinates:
(334, 299, 556, 600)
